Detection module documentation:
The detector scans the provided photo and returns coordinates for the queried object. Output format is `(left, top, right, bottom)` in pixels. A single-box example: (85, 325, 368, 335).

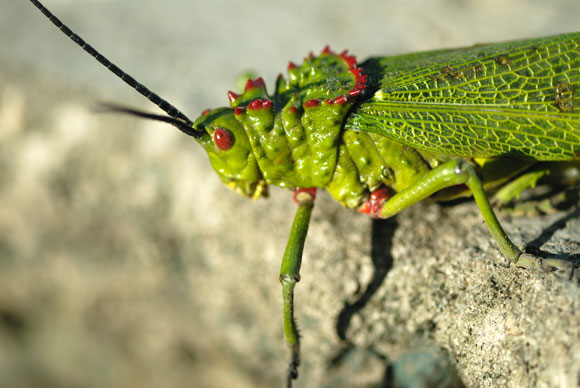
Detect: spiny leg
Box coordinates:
(372, 159, 519, 261)
(279, 188, 316, 387)
(374, 158, 575, 276)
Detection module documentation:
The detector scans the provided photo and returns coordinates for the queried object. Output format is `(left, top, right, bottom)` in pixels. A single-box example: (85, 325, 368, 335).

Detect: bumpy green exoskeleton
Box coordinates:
(193, 49, 370, 200)
(26, 2, 580, 384)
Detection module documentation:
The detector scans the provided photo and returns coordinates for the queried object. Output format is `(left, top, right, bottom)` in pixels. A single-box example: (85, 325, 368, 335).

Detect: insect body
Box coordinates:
(199, 34, 580, 208)
(28, 1, 580, 385)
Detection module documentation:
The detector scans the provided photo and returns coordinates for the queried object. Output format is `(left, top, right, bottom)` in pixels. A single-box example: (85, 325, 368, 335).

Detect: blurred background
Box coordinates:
(2, 1, 579, 387)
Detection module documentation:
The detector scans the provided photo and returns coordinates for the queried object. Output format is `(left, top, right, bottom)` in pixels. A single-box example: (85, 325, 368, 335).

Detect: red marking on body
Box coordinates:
(289, 106, 297, 114)
(244, 77, 265, 92)
(286, 47, 368, 105)
(344, 56, 357, 67)
(327, 49, 367, 99)
(293, 187, 317, 205)
(248, 100, 260, 110)
(355, 75, 368, 86)
(201, 108, 211, 116)
(248, 98, 273, 111)
(359, 187, 390, 218)
(355, 79, 367, 89)
(214, 128, 234, 151)
(334, 95, 348, 105)
(339, 50, 357, 68)
(348, 89, 361, 98)
(227, 91, 239, 104)
(234, 106, 245, 115)
(304, 99, 320, 108)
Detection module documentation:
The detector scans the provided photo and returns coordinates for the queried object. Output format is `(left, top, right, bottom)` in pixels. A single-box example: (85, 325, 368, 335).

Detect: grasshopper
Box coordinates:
(28, 0, 579, 385)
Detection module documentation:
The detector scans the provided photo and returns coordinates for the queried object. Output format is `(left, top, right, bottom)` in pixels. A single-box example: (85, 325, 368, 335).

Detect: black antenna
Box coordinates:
(29, 0, 201, 138)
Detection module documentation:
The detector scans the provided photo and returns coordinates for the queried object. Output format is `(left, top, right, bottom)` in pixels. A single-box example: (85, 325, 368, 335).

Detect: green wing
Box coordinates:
(347, 32, 580, 161)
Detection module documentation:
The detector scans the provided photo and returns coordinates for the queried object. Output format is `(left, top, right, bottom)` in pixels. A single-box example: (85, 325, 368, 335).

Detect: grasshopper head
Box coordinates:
(193, 107, 266, 199)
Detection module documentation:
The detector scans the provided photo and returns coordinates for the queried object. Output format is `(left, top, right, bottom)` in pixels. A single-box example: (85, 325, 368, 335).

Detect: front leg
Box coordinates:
(279, 188, 316, 387)
(365, 159, 576, 276)
(371, 159, 521, 262)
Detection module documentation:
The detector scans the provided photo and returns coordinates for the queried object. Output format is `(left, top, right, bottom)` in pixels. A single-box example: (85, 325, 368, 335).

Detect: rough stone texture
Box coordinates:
(2, 1, 580, 387)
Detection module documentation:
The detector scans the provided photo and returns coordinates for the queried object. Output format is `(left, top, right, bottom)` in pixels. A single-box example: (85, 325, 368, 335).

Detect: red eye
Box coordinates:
(213, 128, 234, 151)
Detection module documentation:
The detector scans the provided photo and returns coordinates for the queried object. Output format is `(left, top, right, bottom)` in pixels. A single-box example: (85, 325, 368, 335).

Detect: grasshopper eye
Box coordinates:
(214, 128, 234, 151)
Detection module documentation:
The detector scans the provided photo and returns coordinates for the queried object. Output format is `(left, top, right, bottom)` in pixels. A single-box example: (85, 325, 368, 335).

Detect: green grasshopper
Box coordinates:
(29, 0, 579, 385)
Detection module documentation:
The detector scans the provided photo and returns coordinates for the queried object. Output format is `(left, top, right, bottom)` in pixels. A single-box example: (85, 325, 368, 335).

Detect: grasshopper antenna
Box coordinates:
(29, 0, 201, 138)
(95, 104, 201, 138)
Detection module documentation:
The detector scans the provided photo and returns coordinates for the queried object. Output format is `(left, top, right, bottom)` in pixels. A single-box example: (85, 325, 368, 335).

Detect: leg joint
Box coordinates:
(280, 273, 301, 285)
